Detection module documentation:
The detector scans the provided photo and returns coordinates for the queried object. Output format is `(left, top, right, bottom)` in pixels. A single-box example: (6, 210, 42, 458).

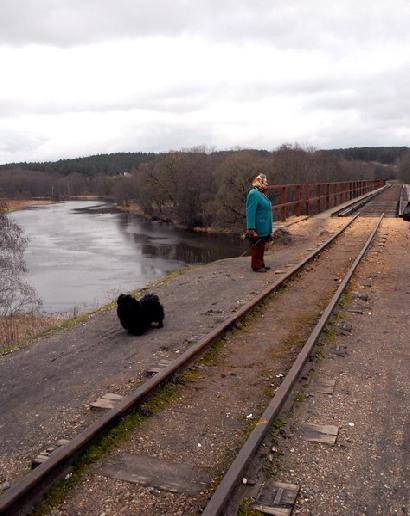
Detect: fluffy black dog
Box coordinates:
(116, 293, 165, 336)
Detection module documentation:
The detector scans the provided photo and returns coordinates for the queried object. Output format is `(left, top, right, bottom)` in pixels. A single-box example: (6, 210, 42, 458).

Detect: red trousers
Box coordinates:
(250, 237, 267, 270)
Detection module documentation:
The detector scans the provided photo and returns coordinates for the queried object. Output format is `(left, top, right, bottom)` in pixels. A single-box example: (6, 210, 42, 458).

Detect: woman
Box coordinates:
(245, 173, 272, 272)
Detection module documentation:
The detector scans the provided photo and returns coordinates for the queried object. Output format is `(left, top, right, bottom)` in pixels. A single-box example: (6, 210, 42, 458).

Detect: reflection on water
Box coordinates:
(117, 212, 242, 264)
(11, 201, 245, 314)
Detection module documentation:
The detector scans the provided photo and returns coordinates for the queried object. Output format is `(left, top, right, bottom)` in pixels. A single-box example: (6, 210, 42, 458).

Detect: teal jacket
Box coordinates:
(246, 188, 273, 237)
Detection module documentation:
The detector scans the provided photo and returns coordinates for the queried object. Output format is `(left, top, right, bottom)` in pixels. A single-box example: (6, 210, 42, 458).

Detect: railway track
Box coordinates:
(0, 188, 400, 515)
(203, 214, 384, 516)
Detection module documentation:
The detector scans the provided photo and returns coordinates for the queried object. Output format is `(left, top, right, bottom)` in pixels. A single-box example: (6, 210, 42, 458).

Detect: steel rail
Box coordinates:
(0, 215, 360, 516)
(202, 213, 384, 516)
(336, 184, 391, 217)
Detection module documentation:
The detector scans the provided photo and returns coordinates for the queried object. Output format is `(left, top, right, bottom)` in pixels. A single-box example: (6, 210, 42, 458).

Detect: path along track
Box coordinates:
(0, 187, 401, 515)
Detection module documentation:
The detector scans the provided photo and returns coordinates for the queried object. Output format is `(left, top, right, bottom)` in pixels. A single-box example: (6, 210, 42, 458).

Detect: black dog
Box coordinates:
(116, 293, 165, 336)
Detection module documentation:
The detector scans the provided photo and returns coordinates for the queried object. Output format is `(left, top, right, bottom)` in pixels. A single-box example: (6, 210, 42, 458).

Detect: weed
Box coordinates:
(32, 410, 144, 515)
(177, 367, 202, 384)
(199, 337, 225, 366)
(339, 289, 351, 308)
(263, 385, 276, 398)
(33, 374, 187, 514)
(273, 417, 284, 429)
(141, 383, 179, 414)
(236, 497, 262, 516)
(237, 497, 263, 516)
(322, 326, 336, 343)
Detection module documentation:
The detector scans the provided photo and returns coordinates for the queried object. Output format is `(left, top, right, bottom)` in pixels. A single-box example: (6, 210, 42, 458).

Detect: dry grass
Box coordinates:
(68, 195, 100, 201)
(117, 201, 145, 215)
(1, 199, 52, 213)
(0, 313, 63, 352)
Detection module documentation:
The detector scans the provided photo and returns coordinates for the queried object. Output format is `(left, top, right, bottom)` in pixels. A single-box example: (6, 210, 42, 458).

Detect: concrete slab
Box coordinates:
(301, 423, 339, 444)
(309, 378, 336, 395)
(101, 393, 123, 401)
(90, 399, 117, 410)
(101, 453, 211, 495)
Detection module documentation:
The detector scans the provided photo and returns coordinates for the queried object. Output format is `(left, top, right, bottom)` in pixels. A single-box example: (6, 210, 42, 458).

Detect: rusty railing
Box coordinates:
(267, 179, 385, 220)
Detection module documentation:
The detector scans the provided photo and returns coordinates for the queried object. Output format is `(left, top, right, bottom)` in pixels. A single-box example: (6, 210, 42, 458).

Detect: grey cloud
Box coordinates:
(0, 85, 210, 118)
(0, 119, 218, 163)
(2, 0, 410, 52)
(301, 65, 410, 125)
(0, 0, 192, 47)
(0, 129, 48, 162)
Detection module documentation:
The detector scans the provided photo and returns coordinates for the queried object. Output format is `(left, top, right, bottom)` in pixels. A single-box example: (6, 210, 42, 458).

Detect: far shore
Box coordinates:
(1, 195, 104, 213)
(1, 198, 53, 213)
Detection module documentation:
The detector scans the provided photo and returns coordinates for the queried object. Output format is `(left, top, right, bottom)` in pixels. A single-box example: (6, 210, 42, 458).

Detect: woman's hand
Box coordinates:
(246, 229, 258, 238)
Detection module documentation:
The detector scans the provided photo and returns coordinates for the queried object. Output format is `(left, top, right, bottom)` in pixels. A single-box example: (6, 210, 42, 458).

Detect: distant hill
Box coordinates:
(0, 149, 274, 177)
(0, 147, 406, 178)
(324, 146, 408, 165)
(0, 152, 159, 176)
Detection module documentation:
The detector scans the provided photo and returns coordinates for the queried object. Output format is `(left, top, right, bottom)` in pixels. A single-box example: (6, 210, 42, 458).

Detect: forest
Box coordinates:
(0, 144, 406, 231)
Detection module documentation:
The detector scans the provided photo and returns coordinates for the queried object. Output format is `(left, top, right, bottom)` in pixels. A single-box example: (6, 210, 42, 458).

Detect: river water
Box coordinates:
(11, 201, 245, 314)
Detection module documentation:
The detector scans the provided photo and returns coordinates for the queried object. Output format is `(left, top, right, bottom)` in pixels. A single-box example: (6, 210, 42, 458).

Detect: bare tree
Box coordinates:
(0, 202, 40, 324)
(214, 152, 274, 229)
(398, 151, 410, 183)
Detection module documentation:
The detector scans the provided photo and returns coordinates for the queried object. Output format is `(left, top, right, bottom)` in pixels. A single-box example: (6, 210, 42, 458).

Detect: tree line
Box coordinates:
(397, 150, 410, 183)
(0, 152, 158, 177)
(324, 146, 409, 165)
(0, 145, 396, 231)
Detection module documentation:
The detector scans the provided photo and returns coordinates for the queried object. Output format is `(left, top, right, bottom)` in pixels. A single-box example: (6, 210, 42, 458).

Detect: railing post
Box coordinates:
(326, 183, 330, 210)
(304, 183, 310, 215)
(295, 185, 302, 216)
(316, 183, 321, 213)
(280, 186, 287, 221)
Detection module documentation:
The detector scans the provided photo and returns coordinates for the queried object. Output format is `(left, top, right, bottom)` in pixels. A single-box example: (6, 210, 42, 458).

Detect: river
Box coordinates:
(10, 201, 245, 314)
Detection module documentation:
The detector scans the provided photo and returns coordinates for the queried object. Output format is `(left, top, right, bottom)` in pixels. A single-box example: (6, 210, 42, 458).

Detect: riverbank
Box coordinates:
(117, 200, 243, 235)
(1, 199, 53, 212)
(0, 312, 63, 353)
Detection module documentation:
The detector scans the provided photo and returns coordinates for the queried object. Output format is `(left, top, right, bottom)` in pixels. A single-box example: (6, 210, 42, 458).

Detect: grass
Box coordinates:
(141, 383, 179, 414)
(177, 366, 202, 384)
(32, 409, 145, 515)
(237, 497, 263, 516)
(263, 384, 276, 398)
(1, 198, 52, 213)
(0, 313, 63, 356)
(338, 289, 351, 308)
(199, 337, 225, 366)
(322, 326, 336, 343)
(273, 417, 284, 429)
(33, 374, 188, 514)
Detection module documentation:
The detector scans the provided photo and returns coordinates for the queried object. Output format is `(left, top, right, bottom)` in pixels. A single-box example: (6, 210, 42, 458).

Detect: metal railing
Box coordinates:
(267, 179, 385, 220)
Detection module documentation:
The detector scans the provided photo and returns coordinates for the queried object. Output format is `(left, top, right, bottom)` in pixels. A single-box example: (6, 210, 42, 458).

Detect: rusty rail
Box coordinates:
(267, 179, 385, 220)
(203, 213, 385, 516)
(0, 217, 359, 516)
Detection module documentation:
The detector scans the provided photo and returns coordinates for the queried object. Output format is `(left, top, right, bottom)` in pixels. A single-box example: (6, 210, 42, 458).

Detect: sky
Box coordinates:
(1, 0, 410, 164)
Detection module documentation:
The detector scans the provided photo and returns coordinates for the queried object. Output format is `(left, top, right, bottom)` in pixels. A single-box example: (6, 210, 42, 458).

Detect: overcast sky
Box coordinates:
(1, 0, 409, 164)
